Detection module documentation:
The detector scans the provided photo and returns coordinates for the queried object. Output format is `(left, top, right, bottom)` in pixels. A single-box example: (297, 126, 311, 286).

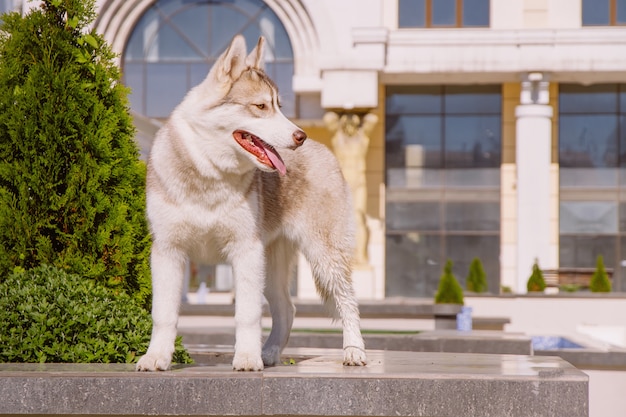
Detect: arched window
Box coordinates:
(123, 0, 295, 119)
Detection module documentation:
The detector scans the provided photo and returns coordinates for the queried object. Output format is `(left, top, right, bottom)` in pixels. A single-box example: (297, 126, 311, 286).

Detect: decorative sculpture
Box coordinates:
(324, 111, 378, 267)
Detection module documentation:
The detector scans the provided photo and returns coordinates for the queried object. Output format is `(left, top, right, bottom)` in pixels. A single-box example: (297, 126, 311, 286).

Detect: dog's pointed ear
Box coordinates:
(205, 35, 248, 88)
(245, 37, 265, 70)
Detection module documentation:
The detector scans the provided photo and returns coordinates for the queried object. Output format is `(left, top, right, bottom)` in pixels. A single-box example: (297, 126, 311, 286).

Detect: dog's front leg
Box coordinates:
(136, 245, 186, 371)
(231, 241, 265, 371)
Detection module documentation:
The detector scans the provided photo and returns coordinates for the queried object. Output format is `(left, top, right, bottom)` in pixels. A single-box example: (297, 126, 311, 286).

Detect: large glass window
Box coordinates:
(385, 85, 501, 297)
(399, 0, 490, 28)
(123, 0, 295, 119)
(582, 0, 626, 25)
(559, 84, 626, 290)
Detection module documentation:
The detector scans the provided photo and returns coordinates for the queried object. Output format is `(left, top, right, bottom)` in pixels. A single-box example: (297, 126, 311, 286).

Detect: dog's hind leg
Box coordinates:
(304, 244, 367, 366)
(262, 238, 297, 366)
(136, 245, 186, 371)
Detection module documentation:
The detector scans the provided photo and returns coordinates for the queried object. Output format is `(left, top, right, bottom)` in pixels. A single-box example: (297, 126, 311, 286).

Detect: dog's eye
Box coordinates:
(255, 104, 265, 110)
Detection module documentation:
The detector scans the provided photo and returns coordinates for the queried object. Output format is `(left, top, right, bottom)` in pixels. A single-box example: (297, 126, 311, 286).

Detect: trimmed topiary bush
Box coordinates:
(0, 0, 151, 305)
(590, 255, 611, 293)
(527, 259, 546, 292)
(466, 257, 488, 293)
(435, 260, 464, 305)
(0, 266, 191, 364)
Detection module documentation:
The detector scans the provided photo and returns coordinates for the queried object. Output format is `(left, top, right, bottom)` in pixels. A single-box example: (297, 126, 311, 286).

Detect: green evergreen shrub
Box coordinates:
(0, 265, 191, 364)
(466, 257, 488, 293)
(526, 259, 546, 292)
(435, 260, 464, 305)
(0, 0, 151, 305)
(590, 255, 611, 293)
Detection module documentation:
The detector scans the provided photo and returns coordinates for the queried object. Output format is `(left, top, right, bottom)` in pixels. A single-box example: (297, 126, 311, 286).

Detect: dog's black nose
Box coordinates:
(293, 129, 307, 147)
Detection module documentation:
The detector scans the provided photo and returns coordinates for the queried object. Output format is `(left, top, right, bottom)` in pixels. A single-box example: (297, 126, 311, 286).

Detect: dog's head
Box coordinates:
(184, 35, 306, 176)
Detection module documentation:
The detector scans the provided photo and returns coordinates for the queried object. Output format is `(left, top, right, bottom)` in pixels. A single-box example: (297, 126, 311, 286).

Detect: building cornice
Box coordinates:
(350, 27, 626, 84)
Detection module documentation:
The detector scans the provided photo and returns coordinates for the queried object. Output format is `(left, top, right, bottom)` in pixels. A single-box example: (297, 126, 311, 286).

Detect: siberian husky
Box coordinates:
(136, 35, 367, 371)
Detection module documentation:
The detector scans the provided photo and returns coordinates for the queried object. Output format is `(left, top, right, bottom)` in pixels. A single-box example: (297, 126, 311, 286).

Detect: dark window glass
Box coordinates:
(145, 64, 188, 117)
(444, 116, 501, 168)
(156, 24, 199, 59)
(399, 0, 425, 28)
(399, 0, 489, 28)
(0, 1, 13, 13)
(621, 115, 626, 164)
(385, 85, 501, 173)
(560, 202, 618, 234)
(445, 202, 500, 231)
(386, 115, 442, 168)
(559, 115, 619, 168)
(446, 235, 500, 291)
(445, 85, 502, 113)
(171, 6, 210, 57)
(559, 235, 616, 269)
(559, 84, 617, 113)
(559, 84, 626, 290)
(463, 0, 490, 26)
(387, 86, 442, 114)
(385, 85, 501, 297)
(619, 0, 626, 23)
(618, 200, 626, 232)
(124, 63, 144, 114)
(386, 202, 442, 231)
(385, 234, 442, 297)
(583, 0, 610, 25)
(432, 0, 456, 26)
(208, 6, 249, 53)
(189, 62, 212, 88)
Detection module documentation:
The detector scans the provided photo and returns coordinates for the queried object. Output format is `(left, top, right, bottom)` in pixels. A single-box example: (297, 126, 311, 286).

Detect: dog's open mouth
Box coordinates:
(233, 130, 286, 176)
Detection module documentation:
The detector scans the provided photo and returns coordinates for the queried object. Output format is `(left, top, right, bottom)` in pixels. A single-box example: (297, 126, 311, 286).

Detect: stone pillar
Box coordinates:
(515, 73, 554, 293)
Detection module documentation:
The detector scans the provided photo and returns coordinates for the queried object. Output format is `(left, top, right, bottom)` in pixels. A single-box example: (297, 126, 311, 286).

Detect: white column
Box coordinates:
(515, 73, 554, 293)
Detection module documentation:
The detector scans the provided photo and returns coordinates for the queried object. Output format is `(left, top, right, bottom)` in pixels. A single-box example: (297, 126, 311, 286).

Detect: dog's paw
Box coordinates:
(233, 352, 264, 371)
(136, 353, 172, 372)
(343, 347, 367, 366)
(261, 346, 281, 367)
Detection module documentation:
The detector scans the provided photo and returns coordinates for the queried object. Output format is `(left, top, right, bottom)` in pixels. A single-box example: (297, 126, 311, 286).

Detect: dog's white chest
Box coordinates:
(175, 190, 259, 263)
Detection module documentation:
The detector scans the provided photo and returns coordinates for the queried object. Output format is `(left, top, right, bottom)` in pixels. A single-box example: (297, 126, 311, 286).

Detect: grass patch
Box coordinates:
(263, 328, 421, 335)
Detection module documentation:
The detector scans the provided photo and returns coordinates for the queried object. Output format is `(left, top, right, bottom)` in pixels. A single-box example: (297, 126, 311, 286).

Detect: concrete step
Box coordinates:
(180, 328, 533, 356)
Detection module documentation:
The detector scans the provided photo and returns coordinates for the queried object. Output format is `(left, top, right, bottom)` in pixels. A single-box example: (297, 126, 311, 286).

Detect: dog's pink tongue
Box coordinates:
(263, 146, 287, 176)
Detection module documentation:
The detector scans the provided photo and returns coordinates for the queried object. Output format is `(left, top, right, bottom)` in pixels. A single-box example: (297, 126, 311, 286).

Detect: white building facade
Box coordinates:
(14, 0, 626, 298)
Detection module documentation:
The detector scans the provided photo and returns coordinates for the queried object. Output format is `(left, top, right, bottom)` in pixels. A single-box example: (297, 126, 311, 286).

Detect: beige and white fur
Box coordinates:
(136, 35, 367, 371)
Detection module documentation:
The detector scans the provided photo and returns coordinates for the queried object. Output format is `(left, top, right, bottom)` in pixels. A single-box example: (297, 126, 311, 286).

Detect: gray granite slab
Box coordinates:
(0, 349, 588, 417)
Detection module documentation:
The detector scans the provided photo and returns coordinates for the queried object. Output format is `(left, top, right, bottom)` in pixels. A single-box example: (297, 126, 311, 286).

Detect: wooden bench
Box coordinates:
(542, 268, 613, 289)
